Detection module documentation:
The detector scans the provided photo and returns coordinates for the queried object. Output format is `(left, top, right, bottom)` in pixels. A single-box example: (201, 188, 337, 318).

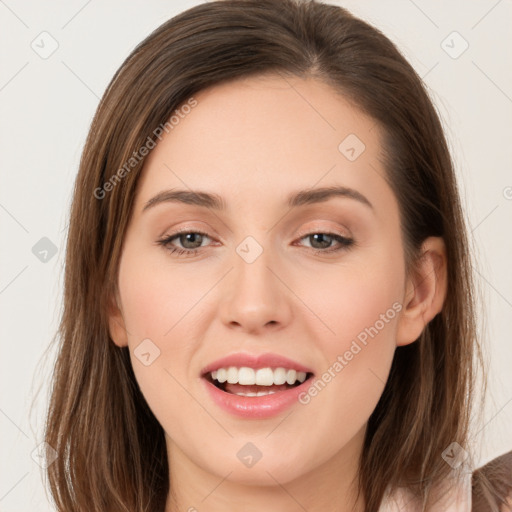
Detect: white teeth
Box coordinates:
(226, 367, 238, 384)
(257, 390, 275, 396)
(286, 369, 297, 385)
(273, 367, 287, 385)
(238, 367, 256, 385)
(209, 366, 309, 386)
(234, 390, 277, 397)
(255, 368, 274, 386)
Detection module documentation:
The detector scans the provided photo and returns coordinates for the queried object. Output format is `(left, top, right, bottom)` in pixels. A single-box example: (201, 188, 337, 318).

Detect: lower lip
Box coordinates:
(202, 377, 313, 419)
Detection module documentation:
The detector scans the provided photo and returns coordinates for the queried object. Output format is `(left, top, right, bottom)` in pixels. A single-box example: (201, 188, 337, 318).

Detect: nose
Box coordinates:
(217, 243, 293, 335)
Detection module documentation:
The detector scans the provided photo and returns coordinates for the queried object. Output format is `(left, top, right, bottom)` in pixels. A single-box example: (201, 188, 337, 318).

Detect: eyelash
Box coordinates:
(156, 229, 355, 257)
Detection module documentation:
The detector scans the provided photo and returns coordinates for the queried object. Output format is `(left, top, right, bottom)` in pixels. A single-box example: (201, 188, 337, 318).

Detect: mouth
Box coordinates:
(203, 366, 315, 397)
(200, 353, 316, 418)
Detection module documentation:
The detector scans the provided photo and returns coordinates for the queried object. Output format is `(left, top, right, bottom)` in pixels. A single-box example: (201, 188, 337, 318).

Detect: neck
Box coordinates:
(164, 426, 366, 512)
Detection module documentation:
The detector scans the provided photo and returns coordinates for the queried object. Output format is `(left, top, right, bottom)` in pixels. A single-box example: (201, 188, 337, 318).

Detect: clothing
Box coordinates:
(378, 467, 472, 512)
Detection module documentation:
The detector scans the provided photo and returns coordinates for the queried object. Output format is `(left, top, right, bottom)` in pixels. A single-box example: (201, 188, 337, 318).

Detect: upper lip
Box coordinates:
(200, 352, 314, 376)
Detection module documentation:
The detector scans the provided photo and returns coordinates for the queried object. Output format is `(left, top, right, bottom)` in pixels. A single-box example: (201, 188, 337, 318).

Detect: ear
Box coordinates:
(107, 290, 129, 347)
(396, 237, 447, 347)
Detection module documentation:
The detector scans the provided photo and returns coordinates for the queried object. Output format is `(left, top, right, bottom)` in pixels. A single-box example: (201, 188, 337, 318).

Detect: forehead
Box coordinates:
(135, 73, 393, 216)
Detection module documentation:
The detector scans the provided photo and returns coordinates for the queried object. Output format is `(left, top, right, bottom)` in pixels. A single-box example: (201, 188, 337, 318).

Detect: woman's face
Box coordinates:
(110, 74, 412, 489)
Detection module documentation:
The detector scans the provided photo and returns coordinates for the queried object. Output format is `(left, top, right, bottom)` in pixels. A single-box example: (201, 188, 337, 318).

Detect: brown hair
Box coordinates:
(472, 451, 512, 511)
(42, 1, 485, 510)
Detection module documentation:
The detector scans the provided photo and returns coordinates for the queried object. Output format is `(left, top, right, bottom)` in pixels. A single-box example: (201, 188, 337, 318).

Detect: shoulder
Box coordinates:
(472, 450, 512, 512)
(378, 450, 512, 512)
(379, 471, 472, 511)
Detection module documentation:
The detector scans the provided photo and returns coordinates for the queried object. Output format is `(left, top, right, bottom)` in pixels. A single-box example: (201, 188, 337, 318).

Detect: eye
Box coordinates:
(156, 229, 355, 258)
(296, 232, 354, 254)
(157, 230, 213, 257)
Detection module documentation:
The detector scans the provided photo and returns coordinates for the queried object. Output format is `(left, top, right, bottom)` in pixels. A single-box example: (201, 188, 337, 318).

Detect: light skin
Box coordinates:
(108, 74, 447, 512)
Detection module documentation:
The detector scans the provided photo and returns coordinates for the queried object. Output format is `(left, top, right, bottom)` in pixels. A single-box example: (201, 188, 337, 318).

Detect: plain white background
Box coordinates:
(0, 0, 511, 509)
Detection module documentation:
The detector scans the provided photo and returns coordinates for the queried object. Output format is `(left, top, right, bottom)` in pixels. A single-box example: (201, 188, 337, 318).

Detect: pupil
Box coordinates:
(181, 233, 203, 249)
(310, 233, 331, 249)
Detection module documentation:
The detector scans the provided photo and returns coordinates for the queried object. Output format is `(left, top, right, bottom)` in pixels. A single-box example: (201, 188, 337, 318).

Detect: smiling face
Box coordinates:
(107, 73, 432, 503)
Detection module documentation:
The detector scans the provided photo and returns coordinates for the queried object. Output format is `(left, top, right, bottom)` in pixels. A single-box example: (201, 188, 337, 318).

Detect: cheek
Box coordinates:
(304, 243, 404, 352)
(118, 245, 211, 346)
(297, 244, 404, 424)
(116, 248, 207, 430)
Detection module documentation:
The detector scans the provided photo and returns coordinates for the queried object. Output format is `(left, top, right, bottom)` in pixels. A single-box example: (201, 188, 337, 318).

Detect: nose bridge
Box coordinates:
(232, 234, 277, 305)
(218, 233, 292, 332)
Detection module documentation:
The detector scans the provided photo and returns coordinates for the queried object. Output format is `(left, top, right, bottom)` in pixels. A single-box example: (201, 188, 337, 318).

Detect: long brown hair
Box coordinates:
(43, 1, 484, 510)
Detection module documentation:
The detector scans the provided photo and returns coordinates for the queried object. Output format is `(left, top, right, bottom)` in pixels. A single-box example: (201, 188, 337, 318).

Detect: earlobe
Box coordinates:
(107, 292, 129, 347)
(396, 237, 447, 347)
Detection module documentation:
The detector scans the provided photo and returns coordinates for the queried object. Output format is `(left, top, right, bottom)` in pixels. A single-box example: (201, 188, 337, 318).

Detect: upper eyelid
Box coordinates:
(294, 224, 352, 239)
(164, 219, 351, 238)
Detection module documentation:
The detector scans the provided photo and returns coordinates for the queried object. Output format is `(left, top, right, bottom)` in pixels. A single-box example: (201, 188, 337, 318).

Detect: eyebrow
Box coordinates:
(142, 185, 373, 213)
